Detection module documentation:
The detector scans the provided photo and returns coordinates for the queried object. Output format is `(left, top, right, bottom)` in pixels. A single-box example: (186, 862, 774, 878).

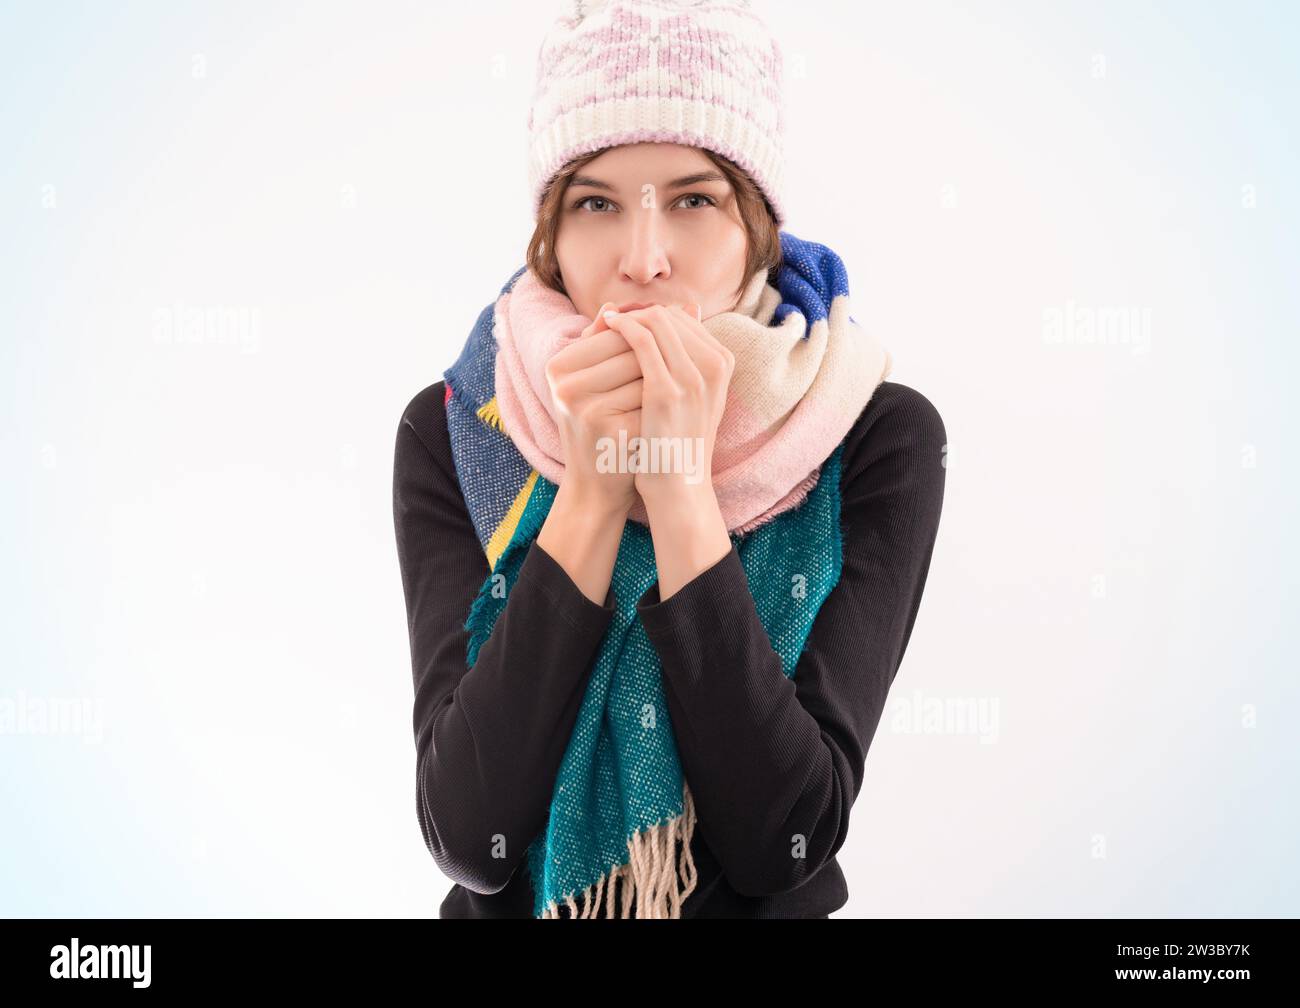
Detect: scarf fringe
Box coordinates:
(539, 781, 700, 919)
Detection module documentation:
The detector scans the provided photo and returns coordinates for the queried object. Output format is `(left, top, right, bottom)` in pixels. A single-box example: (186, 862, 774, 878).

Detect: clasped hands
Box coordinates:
(544, 299, 736, 516)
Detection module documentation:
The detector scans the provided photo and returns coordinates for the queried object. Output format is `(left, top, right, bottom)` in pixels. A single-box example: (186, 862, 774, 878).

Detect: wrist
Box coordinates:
(556, 477, 634, 523)
(641, 484, 732, 601)
(640, 482, 725, 541)
(638, 476, 716, 513)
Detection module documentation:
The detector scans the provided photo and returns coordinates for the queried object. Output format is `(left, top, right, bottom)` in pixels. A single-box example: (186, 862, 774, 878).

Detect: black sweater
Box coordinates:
(392, 378, 946, 918)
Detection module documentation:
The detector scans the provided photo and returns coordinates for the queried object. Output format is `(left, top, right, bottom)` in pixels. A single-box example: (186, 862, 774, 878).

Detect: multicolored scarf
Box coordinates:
(443, 230, 891, 917)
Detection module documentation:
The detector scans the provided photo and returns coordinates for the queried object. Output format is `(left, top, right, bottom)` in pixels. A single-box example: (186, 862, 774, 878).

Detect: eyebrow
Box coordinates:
(567, 170, 728, 192)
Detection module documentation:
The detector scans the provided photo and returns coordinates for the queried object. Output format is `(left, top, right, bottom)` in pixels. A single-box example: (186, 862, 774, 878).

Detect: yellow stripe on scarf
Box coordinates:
(476, 395, 506, 435)
(486, 469, 538, 572)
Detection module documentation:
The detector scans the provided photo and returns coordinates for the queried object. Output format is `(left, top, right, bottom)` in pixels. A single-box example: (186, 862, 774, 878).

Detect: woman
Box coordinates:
(393, 0, 946, 918)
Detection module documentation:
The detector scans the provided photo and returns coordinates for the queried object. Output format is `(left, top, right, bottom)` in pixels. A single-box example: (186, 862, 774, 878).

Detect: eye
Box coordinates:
(674, 193, 718, 210)
(572, 195, 617, 213)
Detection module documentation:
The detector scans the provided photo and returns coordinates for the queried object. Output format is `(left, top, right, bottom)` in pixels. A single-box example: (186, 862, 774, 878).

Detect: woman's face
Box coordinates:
(553, 142, 749, 322)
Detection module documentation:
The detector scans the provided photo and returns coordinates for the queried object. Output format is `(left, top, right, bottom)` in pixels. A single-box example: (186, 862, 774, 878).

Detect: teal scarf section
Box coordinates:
(464, 441, 847, 918)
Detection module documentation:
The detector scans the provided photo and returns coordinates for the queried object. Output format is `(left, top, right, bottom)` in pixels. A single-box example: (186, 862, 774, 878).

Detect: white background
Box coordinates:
(2, 0, 1296, 916)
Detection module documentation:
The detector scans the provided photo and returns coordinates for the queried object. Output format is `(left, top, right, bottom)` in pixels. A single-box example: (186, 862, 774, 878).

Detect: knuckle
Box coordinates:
(552, 375, 576, 403)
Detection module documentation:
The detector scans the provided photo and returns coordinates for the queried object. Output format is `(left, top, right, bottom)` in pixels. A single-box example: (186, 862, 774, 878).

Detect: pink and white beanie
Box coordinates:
(526, 0, 787, 226)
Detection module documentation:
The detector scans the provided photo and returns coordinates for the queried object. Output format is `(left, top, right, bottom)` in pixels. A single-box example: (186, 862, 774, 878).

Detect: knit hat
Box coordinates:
(526, 0, 787, 226)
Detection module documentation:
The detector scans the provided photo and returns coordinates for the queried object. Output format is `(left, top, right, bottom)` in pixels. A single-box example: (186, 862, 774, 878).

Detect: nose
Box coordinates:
(619, 202, 671, 286)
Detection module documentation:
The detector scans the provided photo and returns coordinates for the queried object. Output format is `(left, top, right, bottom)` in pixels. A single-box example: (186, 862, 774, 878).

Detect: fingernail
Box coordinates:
(602, 309, 618, 320)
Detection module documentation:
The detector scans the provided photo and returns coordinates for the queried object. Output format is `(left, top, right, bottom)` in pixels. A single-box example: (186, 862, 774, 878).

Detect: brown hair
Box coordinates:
(525, 146, 783, 305)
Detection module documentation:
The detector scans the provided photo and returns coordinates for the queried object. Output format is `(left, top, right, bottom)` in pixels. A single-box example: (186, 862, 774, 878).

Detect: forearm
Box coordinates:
(536, 480, 631, 605)
(415, 540, 617, 893)
(635, 544, 842, 896)
(395, 393, 620, 893)
(642, 484, 732, 600)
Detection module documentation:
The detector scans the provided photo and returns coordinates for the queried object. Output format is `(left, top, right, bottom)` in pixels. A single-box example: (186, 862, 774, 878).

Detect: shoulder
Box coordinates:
(849, 380, 946, 455)
(399, 378, 450, 431)
(839, 380, 947, 491)
(396, 380, 450, 455)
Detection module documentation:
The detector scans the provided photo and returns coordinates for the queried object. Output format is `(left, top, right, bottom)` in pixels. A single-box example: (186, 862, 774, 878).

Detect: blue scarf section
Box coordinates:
(443, 231, 852, 917)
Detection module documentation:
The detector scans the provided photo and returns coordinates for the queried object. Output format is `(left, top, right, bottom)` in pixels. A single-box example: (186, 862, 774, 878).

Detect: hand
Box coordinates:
(598, 302, 735, 507)
(543, 300, 646, 513)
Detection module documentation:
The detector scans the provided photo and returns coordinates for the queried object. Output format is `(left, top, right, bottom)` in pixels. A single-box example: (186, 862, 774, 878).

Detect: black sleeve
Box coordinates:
(633, 382, 947, 898)
(392, 381, 617, 895)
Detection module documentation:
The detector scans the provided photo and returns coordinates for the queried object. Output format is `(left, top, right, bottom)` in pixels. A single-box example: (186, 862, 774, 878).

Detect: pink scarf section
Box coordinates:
(491, 267, 893, 534)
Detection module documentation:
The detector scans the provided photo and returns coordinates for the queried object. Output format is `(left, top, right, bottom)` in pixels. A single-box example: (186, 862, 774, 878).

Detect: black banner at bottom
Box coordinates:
(0, 918, 1286, 993)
